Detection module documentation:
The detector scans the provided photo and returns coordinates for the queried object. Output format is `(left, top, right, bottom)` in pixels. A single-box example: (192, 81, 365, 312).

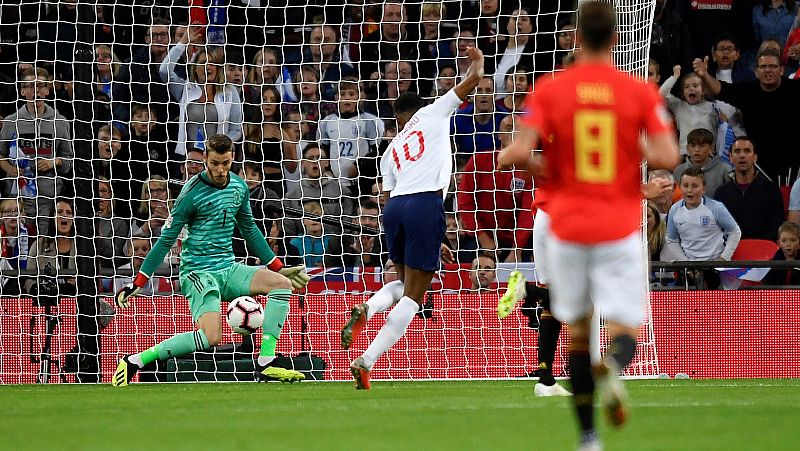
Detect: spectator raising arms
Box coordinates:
(160, 27, 242, 157)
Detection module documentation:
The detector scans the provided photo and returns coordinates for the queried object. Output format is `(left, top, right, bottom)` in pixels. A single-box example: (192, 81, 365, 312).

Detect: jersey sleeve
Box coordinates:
(235, 181, 278, 267)
(427, 89, 463, 118)
(138, 189, 195, 277)
(520, 90, 546, 135)
(380, 150, 397, 191)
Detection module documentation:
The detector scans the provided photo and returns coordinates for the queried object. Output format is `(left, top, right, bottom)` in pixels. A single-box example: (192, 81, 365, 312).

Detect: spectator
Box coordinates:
(24, 198, 77, 297)
(160, 29, 243, 157)
(788, 174, 800, 224)
(130, 176, 171, 241)
(291, 65, 326, 139)
(694, 47, 800, 181)
(659, 66, 719, 154)
(496, 65, 532, 113)
(287, 201, 338, 268)
(326, 200, 386, 268)
(112, 17, 173, 123)
(457, 114, 533, 262)
(763, 221, 800, 285)
(706, 33, 753, 137)
(713, 136, 785, 240)
(284, 143, 356, 238)
(94, 44, 122, 99)
(244, 47, 294, 105)
(319, 78, 384, 190)
(666, 167, 742, 262)
(113, 235, 155, 296)
(431, 64, 458, 97)
(474, 0, 502, 57)
(468, 253, 498, 292)
(493, 7, 536, 99)
(417, 1, 455, 96)
(649, 0, 693, 83)
(241, 85, 286, 196)
(449, 29, 480, 83)
(554, 23, 577, 71)
(451, 76, 507, 160)
(358, 2, 418, 81)
(647, 201, 668, 261)
(222, 47, 247, 106)
(93, 124, 132, 216)
(233, 162, 280, 265)
(94, 177, 130, 273)
(648, 169, 678, 219)
(647, 59, 661, 85)
(369, 60, 417, 119)
(129, 103, 170, 192)
(0, 198, 31, 295)
(297, 24, 356, 102)
(171, 148, 205, 200)
(672, 128, 732, 197)
(443, 211, 478, 264)
(752, 0, 797, 50)
(0, 68, 73, 235)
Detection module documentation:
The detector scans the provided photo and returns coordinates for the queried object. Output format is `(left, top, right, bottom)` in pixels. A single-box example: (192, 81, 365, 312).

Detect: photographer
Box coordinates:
(23, 199, 76, 301)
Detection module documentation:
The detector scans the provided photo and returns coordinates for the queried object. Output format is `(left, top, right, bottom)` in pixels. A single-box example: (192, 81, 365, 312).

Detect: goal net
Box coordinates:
(0, 0, 658, 383)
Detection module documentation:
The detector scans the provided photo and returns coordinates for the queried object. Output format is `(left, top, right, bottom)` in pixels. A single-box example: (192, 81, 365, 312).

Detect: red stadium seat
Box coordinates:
(731, 239, 778, 261)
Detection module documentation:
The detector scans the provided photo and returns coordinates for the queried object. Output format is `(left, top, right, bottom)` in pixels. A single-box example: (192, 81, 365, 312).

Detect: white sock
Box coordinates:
(129, 354, 144, 367)
(257, 355, 275, 366)
(361, 296, 418, 369)
(365, 280, 405, 320)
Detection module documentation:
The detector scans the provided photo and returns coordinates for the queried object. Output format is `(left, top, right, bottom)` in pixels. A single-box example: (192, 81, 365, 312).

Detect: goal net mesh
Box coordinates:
(0, 0, 657, 383)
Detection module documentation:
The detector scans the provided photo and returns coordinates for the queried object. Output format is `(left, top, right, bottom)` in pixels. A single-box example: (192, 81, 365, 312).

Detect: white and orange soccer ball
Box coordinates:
(225, 296, 264, 335)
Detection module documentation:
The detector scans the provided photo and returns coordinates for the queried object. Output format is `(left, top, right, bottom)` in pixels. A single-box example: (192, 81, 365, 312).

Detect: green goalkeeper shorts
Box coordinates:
(180, 263, 259, 321)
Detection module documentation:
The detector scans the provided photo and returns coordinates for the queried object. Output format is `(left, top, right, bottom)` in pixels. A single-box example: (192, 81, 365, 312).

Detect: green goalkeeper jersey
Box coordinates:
(139, 172, 277, 277)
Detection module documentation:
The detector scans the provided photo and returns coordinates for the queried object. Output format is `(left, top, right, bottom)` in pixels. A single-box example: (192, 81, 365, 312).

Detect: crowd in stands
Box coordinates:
(1, 0, 800, 293)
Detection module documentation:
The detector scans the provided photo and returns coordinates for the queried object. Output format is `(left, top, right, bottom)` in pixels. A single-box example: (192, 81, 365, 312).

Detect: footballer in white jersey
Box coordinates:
(379, 89, 463, 200)
(342, 47, 485, 391)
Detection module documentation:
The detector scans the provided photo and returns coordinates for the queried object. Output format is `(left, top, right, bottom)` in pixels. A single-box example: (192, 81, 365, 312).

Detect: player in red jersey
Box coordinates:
(499, 2, 680, 449)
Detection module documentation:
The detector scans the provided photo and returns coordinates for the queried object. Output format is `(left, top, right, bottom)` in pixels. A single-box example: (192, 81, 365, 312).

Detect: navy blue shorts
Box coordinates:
(383, 191, 445, 272)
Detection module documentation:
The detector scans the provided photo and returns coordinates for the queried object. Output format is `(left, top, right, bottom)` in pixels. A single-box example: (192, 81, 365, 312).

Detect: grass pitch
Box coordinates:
(0, 379, 797, 450)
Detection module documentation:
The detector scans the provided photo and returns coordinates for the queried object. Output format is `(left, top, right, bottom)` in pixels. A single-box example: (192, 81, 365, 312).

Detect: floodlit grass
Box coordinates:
(0, 379, 797, 450)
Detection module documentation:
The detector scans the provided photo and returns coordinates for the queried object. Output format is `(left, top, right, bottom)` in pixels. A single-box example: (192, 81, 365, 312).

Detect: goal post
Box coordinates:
(0, 0, 659, 383)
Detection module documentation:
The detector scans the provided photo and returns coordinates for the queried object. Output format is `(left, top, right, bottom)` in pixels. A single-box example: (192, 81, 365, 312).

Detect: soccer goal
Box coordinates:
(0, 0, 659, 384)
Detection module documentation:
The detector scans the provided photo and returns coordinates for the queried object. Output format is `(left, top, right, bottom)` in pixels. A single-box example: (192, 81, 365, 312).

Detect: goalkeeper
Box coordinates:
(112, 134, 311, 386)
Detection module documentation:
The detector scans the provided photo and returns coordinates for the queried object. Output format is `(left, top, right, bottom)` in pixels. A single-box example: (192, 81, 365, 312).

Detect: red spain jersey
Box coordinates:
(522, 62, 673, 243)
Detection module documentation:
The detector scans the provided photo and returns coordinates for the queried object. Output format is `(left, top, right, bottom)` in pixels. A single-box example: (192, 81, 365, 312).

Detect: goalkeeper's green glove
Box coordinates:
(278, 265, 311, 290)
(115, 273, 148, 308)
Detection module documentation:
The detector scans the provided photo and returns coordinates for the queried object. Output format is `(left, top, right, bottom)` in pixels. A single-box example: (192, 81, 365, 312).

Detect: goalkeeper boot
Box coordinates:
(255, 361, 305, 383)
(534, 381, 572, 397)
(594, 362, 627, 428)
(497, 270, 527, 319)
(341, 303, 368, 349)
(350, 356, 371, 390)
(112, 355, 140, 387)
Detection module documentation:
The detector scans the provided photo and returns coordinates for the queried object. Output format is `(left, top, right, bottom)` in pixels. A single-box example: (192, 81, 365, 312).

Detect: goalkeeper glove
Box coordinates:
(279, 265, 311, 290)
(115, 273, 148, 308)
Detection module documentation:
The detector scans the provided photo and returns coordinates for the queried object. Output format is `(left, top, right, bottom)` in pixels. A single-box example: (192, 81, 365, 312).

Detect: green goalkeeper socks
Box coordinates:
(259, 289, 292, 358)
(137, 330, 211, 366)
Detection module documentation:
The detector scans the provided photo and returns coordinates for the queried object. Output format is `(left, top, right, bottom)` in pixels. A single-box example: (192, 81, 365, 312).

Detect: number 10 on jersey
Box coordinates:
(391, 131, 426, 171)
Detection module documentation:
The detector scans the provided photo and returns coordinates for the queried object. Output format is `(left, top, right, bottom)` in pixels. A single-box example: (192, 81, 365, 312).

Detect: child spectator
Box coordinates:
(443, 211, 478, 264)
(0, 198, 30, 294)
(114, 235, 155, 296)
(763, 221, 800, 286)
(129, 103, 170, 194)
(647, 201, 667, 261)
(659, 66, 719, 154)
(672, 128, 732, 197)
(647, 58, 661, 86)
(666, 168, 741, 287)
(287, 201, 338, 268)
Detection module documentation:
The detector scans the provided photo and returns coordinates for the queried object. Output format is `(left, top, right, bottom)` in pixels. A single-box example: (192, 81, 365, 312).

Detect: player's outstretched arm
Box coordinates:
(642, 132, 681, 171)
(498, 127, 540, 170)
(453, 47, 485, 101)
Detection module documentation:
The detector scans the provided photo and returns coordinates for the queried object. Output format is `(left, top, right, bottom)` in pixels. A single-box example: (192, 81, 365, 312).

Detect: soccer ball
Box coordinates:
(226, 296, 264, 335)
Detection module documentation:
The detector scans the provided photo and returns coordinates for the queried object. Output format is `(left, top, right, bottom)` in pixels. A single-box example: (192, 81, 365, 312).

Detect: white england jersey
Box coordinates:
(318, 112, 384, 179)
(380, 90, 462, 198)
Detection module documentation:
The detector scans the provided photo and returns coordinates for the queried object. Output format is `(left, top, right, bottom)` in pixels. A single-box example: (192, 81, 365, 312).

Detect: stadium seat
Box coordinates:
(731, 239, 778, 261)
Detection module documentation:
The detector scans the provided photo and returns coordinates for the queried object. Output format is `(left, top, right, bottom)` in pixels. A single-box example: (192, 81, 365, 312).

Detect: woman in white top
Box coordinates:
(160, 28, 242, 157)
